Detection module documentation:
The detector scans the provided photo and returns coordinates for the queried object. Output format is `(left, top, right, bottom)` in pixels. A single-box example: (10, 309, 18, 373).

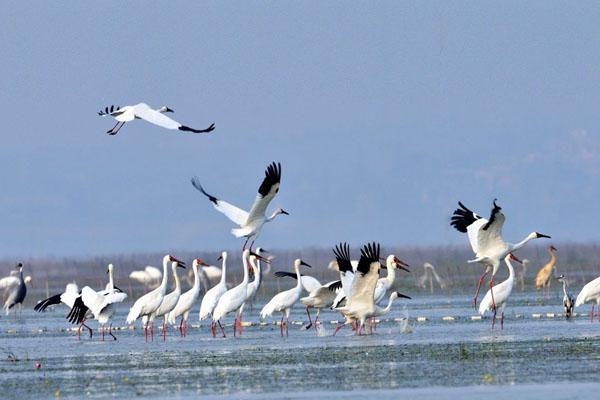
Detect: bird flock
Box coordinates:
(2, 102, 600, 343)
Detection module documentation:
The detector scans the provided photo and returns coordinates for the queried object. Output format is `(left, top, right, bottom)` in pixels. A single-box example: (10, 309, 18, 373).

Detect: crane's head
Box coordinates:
(381, 255, 410, 272)
(166, 254, 186, 267)
(193, 258, 209, 268)
(158, 106, 174, 113)
(276, 208, 289, 216)
(507, 253, 523, 264)
(106, 263, 114, 274)
(217, 251, 227, 261)
(393, 291, 412, 300)
(16, 262, 23, 271)
(532, 232, 551, 239)
(556, 274, 566, 282)
(294, 259, 312, 269)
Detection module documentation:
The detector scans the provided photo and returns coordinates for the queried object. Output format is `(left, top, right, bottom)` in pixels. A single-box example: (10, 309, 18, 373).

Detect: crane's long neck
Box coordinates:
(241, 253, 249, 284)
(385, 261, 396, 287)
(548, 249, 557, 267)
(510, 234, 535, 252)
(250, 258, 261, 288)
(561, 280, 568, 297)
(108, 268, 114, 292)
(192, 265, 200, 290)
(376, 293, 397, 316)
(295, 264, 302, 289)
(219, 255, 227, 285)
(173, 266, 181, 291)
(160, 259, 169, 294)
(506, 260, 515, 285)
(267, 210, 279, 222)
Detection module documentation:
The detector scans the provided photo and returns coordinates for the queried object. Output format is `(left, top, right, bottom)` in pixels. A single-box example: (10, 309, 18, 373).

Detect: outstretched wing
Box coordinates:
(133, 103, 215, 133)
(333, 242, 353, 274)
(451, 201, 488, 254)
(34, 294, 62, 312)
(349, 242, 381, 307)
(477, 199, 506, 255)
(67, 296, 89, 324)
(273, 271, 321, 293)
(246, 162, 282, 222)
(191, 177, 249, 226)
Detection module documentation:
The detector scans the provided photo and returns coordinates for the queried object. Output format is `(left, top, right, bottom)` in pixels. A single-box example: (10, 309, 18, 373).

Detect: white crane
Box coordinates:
(556, 275, 575, 319)
(191, 162, 289, 251)
(98, 103, 215, 135)
(129, 266, 163, 291)
(575, 275, 600, 322)
(478, 253, 522, 329)
(272, 269, 336, 330)
(75, 264, 128, 340)
(212, 250, 254, 337)
(1, 263, 27, 316)
(330, 243, 356, 309)
(168, 258, 209, 336)
(126, 254, 185, 341)
(334, 243, 383, 335)
(451, 199, 550, 309)
(236, 248, 270, 334)
(260, 258, 313, 336)
(418, 262, 447, 293)
(373, 255, 410, 304)
(34, 282, 94, 339)
(199, 251, 229, 337)
(152, 261, 186, 341)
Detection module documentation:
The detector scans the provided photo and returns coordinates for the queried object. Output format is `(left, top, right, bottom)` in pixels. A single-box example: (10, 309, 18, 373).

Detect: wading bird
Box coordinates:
(153, 261, 186, 341)
(478, 253, 522, 329)
(71, 264, 128, 341)
(199, 251, 229, 336)
(450, 199, 550, 309)
(126, 255, 185, 341)
(374, 255, 410, 304)
(169, 259, 208, 336)
(556, 274, 574, 319)
(575, 275, 600, 322)
(535, 245, 558, 297)
(34, 282, 94, 338)
(334, 243, 410, 335)
(1, 263, 27, 316)
(417, 262, 447, 293)
(212, 250, 255, 337)
(236, 248, 269, 333)
(98, 103, 215, 135)
(260, 259, 313, 336)
(191, 162, 288, 251)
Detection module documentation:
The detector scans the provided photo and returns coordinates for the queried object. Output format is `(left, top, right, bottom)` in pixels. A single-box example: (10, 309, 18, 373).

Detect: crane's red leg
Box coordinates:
(242, 237, 250, 251)
(489, 277, 496, 311)
(591, 304, 595, 322)
(286, 316, 289, 336)
(211, 322, 216, 338)
(473, 269, 489, 308)
(280, 316, 284, 337)
(101, 324, 105, 341)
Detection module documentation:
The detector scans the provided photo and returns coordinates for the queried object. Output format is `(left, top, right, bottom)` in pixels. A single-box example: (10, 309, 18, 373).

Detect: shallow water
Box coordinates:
(1, 293, 599, 399)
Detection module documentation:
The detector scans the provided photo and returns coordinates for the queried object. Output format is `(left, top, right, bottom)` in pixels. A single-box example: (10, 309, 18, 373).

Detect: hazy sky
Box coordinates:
(2, 2, 600, 257)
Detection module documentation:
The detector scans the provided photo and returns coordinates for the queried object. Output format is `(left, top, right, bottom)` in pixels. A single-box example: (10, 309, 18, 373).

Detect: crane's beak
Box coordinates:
(177, 262, 186, 269)
(536, 232, 551, 239)
(165, 107, 174, 113)
(396, 292, 411, 300)
(281, 210, 290, 215)
(250, 251, 271, 264)
(509, 253, 523, 264)
(217, 255, 223, 261)
(300, 260, 312, 268)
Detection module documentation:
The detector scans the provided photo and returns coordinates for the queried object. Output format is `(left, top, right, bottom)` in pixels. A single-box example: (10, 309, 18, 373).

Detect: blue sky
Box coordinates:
(2, 2, 600, 257)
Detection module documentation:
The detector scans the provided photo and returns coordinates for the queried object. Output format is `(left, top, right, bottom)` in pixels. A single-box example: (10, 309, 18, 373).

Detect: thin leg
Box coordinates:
(249, 240, 255, 252)
(233, 314, 238, 337)
(211, 322, 216, 338)
(82, 321, 93, 339)
(101, 324, 105, 341)
(144, 325, 148, 342)
(280, 316, 284, 337)
(218, 321, 226, 338)
(333, 322, 349, 336)
(500, 312, 505, 330)
(107, 121, 120, 134)
(162, 320, 167, 342)
(179, 318, 184, 337)
(598, 303, 600, 323)
(238, 312, 243, 336)
(591, 304, 595, 322)
(109, 323, 116, 340)
(315, 309, 320, 326)
(150, 321, 154, 341)
(242, 237, 250, 251)
(473, 269, 489, 308)
(77, 324, 81, 340)
(489, 277, 496, 311)
(286, 316, 289, 337)
(305, 307, 313, 330)
(491, 306, 497, 330)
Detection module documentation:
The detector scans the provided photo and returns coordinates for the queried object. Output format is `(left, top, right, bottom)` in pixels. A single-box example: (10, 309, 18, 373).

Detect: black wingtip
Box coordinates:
(190, 177, 218, 205)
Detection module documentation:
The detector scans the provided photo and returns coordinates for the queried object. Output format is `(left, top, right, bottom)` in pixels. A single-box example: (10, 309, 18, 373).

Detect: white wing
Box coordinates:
(476, 206, 506, 256)
(247, 162, 281, 222)
(0, 276, 19, 290)
(191, 177, 249, 226)
(300, 276, 322, 293)
(61, 283, 80, 308)
(133, 103, 181, 130)
(467, 219, 487, 254)
(81, 286, 107, 318)
(144, 266, 162, 281)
